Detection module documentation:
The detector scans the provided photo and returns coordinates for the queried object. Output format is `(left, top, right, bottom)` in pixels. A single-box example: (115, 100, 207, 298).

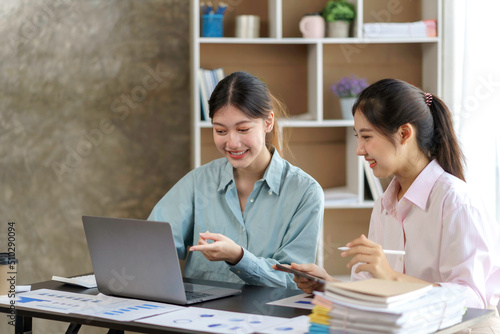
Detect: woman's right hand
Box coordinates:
(289, 263, 336, 293)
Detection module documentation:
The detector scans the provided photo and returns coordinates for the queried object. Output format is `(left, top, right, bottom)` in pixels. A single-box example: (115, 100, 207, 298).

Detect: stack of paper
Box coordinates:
(308, 279, 467, 334)
(1, 289, 310, 334)
(364, 20, 437, 38)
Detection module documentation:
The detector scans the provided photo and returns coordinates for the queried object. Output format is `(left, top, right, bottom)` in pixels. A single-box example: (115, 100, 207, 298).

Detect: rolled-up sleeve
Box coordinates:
(229, 181, 324, 288)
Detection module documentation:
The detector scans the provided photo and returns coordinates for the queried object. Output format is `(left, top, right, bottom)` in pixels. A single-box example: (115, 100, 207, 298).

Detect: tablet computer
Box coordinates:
(275, 264, 326, 285)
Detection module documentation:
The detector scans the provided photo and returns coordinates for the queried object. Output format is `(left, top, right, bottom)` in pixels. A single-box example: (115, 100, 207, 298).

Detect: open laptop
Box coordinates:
(82, 215, 241, 305)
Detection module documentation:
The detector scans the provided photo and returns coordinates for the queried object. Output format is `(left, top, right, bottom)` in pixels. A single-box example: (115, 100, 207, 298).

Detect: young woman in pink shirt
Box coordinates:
(277, 79, 500, 332)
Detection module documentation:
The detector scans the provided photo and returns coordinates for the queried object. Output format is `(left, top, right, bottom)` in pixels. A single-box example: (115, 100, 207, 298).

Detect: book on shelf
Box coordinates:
(363, 160, 383, 201)
(198, 67, 225, 121)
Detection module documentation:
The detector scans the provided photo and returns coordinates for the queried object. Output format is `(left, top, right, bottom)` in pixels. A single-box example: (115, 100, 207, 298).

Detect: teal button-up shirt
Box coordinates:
(148, 150, 324, 288)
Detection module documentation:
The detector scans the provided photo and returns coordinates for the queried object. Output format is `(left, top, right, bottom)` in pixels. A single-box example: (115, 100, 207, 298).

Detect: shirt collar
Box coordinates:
(217, 148, 284, 195)
(262, 148, 283, 196)
(381, 178, 399, 215)
(381, 159, 444, 213)
(404, 159, 444, 210)
(218, 159, 235, 192)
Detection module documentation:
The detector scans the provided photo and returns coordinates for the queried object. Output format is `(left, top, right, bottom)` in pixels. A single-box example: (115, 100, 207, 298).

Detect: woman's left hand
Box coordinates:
(342, 234, 399, 280)
(189, 231, 244, 265)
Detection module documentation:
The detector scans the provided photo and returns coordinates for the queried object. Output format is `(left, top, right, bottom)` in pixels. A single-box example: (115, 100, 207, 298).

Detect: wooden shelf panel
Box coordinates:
(200, 128, 221, 165)
(200, 119, 355, 128)
(363, 0, 423, 24)
(322, 208, 372, 275)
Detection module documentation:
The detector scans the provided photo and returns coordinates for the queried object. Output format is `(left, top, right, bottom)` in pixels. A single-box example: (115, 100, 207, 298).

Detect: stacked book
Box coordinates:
(364, 20, 437, 38)
(308, 278, 467, 334)
(198, 67, 225, 121)
(363, 160, 384, 201)
(323, 187, 359, 206)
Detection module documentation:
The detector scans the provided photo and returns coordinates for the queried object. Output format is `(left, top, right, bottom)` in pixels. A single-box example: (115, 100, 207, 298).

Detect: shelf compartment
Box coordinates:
(200, 43, 310, 118)
(283, 127, 351, 190)
(281, 0, 360, 39)
(198, 0, 270, 38)
(323, 43, 424, 120)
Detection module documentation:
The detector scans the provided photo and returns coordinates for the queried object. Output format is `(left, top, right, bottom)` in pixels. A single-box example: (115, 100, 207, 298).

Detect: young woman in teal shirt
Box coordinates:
(148, 71, 324, 288)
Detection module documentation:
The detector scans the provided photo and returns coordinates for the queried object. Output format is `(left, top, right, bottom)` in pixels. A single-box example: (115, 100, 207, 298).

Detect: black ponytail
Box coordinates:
(427, 95, 465, 181)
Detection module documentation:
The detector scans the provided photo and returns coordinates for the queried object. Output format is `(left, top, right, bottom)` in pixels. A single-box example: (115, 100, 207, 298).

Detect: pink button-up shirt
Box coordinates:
(352, 160, 500, 308)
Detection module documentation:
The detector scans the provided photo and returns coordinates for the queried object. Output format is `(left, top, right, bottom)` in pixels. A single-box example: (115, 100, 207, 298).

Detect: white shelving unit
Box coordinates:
(190, 0, 441, 273)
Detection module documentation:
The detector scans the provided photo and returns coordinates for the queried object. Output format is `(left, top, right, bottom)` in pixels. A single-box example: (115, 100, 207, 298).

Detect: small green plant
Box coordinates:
(321, 0, 355, 23)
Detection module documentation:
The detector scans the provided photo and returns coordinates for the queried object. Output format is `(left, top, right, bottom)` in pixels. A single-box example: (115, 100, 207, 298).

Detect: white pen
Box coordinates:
(338, 246, 405, 255)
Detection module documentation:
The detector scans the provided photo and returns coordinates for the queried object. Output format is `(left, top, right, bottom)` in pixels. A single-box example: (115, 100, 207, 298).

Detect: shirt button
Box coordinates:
(242, 227, 245, 232)
(250, 198, 254, 203)
(269, 191, 273, 195)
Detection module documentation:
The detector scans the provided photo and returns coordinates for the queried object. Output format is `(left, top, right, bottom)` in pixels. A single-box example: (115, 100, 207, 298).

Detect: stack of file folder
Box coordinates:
(308, 278, 467, 334)
(364, 19, 437, 38)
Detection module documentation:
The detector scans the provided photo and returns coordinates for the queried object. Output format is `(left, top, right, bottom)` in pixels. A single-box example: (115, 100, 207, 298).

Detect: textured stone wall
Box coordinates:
(0, 1, 190, 333)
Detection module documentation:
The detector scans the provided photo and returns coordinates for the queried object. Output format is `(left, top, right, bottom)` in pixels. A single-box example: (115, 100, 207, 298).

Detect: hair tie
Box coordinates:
(424, 92, 433, 106)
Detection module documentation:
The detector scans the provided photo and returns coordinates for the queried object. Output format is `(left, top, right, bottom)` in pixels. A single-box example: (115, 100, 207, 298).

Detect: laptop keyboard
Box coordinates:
(185, 290, 213, 301)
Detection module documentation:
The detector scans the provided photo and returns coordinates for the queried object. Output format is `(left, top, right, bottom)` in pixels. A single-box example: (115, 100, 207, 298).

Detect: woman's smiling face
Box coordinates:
(212, 104, 273, 172)
(354, 110, 401, 179)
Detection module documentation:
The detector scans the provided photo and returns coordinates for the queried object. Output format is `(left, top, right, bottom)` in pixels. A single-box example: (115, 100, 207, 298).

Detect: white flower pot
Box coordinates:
(340, 97, 357, 119)
(328, 21, 350, 38)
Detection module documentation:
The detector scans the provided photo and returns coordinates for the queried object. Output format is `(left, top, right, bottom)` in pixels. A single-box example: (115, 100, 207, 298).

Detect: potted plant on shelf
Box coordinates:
(321, 0, 355, 38)
(331, 75, 368, 119)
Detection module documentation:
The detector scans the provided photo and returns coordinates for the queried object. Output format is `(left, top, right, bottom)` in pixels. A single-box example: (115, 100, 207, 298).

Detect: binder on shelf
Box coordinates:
(363, 160, 383, 200)
(198, 67, 225, 121)
(198, 69, 209, 121)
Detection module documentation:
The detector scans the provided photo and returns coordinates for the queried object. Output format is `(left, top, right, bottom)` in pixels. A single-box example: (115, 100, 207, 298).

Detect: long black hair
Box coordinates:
(208, 71, 287, 154)
(353, 78, 465, 181)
